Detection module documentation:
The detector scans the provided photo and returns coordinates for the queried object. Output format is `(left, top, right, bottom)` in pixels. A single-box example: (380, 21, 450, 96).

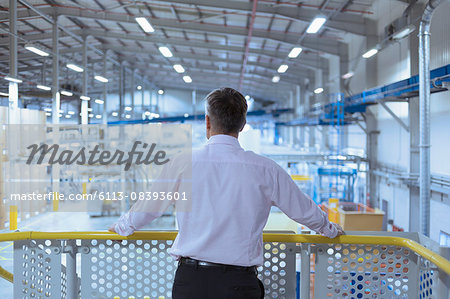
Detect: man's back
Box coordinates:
(169, 134, 337, 266)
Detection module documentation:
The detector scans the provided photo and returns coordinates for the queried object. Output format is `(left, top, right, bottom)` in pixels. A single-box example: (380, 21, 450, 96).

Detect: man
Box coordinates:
(110, 87, 344, 298)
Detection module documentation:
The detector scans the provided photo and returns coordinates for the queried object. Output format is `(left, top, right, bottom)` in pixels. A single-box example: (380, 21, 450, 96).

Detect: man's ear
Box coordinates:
(239, 120, 247, 132)
(206, 115, 211, 130)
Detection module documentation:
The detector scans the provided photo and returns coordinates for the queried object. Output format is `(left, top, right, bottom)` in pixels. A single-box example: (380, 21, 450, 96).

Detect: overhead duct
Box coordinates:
(418, 0, 445, 236)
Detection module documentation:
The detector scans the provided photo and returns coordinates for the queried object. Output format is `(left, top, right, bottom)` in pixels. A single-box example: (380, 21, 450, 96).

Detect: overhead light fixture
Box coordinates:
(94, 75, 109, 83)
(80, 95, 90, 101)
(44, 107, 52, 112)
(45, 112, 51, 116)
(392, 25, 415, 40)
(144, 111, 151, 116)
(112, 111, 118, 117)
(25, 44, 49, 57)
(137, 85, 142, 90)
(65, 114, 71, 119)
(306, 17, 327, 34)
(288, 47, 303, 58)
(89, 113, 94, 118)
(153, 113, 160, 118)
(36, 84, 51, 91)
(158, 89, 164, 95)
(184, 113, 189, 118)
(314, 87, 324, 94)
(135, 17, 155, 33)
(341, 72, 355, 79)
(362, 48, 378, 59)
(61, 90, 73, 97)
(95, 99, 104, 104)
(125, 114, 131, 119)
(272, 75, 280, 83)
(95, 115, 102, 119)
(0, 92, 8, 97)
(4, 76, 22, 83)
(158, 46, 173, 58)
(66, 63, 84, 72)
(245, 95, 250, 100)
(58, 109, 64, 113)
(58, 113, 63, 118)
(68, 111, 75, 115)
(277, 64, 288, 73)
(87, 107, 93, 112)
(183, 75, 192, 83)
(125, 106, 132, 111)
(173, 64, 185, 73)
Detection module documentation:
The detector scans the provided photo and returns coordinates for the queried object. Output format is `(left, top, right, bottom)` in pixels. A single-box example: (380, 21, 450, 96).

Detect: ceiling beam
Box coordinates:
(10, 6, 346, 56)
(136, 0, 368, 36)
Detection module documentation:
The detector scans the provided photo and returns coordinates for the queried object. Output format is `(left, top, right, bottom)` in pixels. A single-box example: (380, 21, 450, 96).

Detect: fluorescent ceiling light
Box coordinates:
(125, 106, 132, 111)
(184, 113, 189, 118)
(392, 25, 415, 40)
(61, 90, 73, 97)
(272, 75, 280, 83)
(95, 115, 102, 119)
(45, 112, 51, 116)
(0, 92, 8, 97)
(183, 76, 192, 83)
(89, 113, 94, 118)
(277, 64, 288, 73)
(173, 64, 185, 73)
(87, 107, 93, 112)
(362, 48, 378, 59)
(342, 72, 355, 79)
(66, 63, 84, 72)
(25, 44, 49, 57)
(80, 95, 90, 101)
(144, 111, 151, 116)
(158, 46, 173, 58)
(95, 99, 104, 104)
(36, 84, 51, 91)
(65, 114, 71, 118)
(58, 113, 63, 118)
(94, 75, 109, 83)
(44, 108, 52, 112)
(245, 95, 250, 100)
(137, 85, 142, 90)
(68, 111, 75, 115)
(306, 17, 327, 34)
(125, 114, 131, 119)
(58, 109, 64, 113)
(288, 47, 303, 58)
(4, 76, 22, 83)
(158, 89, 164, 95)
(314, 87, 324, 94)
(112, 111, 118, 117)
(135, 17, 155, 33)
(153, 113, 160, 118)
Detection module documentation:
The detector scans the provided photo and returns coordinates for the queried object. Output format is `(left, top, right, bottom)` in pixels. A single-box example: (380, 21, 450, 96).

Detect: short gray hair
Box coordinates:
(205, 87, 248, 134)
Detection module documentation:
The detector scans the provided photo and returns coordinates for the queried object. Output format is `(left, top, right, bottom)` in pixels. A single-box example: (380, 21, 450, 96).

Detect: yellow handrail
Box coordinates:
(0, 231, 448, 284)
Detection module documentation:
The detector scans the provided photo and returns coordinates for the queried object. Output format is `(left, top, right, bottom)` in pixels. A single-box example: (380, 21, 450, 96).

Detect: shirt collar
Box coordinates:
(207, 134, 241, 148)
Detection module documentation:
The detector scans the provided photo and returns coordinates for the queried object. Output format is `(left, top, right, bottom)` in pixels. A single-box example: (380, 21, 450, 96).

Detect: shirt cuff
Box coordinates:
(320, 222, 338, 238)
(113, 213, 136, 236)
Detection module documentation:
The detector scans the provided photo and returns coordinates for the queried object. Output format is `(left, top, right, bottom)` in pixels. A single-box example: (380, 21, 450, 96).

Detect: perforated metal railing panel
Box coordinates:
(14, 240, 65, 299)
(313, 243, 429, 298)
(80, 239, 177, 299)
(80, 239, 297, 299)
(258, 242, 297, 299)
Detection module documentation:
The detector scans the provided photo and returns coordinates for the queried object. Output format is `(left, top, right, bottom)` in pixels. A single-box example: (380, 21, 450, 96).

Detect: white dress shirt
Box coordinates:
(113, 134, 338, 266)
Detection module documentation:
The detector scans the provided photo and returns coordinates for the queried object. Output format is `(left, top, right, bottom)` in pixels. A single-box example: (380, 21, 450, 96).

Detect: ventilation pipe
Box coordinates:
(418, 0, 443, 236)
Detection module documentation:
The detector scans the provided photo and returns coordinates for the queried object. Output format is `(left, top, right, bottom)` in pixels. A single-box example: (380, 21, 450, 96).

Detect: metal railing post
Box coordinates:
(300, 244, 311, 299)
(64, 240, 78, 299)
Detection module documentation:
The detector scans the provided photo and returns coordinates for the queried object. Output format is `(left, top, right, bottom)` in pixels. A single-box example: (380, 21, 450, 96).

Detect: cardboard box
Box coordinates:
(322, 202, 385, 231)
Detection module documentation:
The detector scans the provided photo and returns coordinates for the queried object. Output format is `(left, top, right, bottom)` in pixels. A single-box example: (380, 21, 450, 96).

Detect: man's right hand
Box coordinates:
(333, 223, 345, 237)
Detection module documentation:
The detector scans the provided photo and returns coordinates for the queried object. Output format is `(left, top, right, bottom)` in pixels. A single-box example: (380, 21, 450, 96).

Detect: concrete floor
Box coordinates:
(0, 211, 176, 298)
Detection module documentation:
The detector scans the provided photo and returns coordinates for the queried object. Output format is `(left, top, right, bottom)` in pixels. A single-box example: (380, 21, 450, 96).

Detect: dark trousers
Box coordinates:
(172, 263, 264, 299)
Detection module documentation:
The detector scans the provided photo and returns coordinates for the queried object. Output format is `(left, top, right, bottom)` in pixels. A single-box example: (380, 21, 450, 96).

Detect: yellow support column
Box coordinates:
(82, 182, 87, 195)
(9, 205, 17, 231)
(52, 192, 59, 212)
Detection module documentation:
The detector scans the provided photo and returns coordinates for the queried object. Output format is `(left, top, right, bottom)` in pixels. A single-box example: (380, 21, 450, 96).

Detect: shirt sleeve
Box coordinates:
(113, 157, 183, 236)
(270, 164, 338, 238)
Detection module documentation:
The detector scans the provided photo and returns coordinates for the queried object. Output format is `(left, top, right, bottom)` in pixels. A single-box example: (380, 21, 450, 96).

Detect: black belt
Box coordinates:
(179, 257, 257, 274)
